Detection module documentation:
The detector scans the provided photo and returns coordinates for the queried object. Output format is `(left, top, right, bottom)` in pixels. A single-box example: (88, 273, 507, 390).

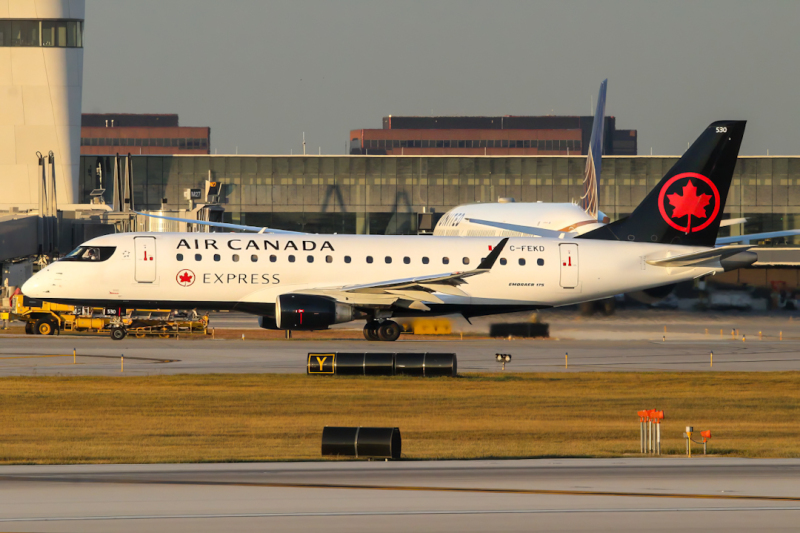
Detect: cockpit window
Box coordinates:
(61, 246, 117, 262)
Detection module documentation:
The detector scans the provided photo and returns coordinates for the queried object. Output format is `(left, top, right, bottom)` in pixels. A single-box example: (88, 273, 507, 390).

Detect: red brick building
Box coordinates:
(350, 115, 636, 156)
(80, 114, 210, 155)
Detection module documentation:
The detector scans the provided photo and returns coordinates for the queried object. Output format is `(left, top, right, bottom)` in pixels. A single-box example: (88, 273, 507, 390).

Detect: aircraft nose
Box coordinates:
(21, 271, 45, 297)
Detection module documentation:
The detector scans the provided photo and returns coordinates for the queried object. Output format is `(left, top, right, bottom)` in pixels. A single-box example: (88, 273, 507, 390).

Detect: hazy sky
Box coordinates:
(83, 0, 800, 156)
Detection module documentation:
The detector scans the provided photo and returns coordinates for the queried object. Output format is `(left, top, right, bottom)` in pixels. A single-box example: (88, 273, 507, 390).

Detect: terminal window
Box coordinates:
(0, 19, 82, 47)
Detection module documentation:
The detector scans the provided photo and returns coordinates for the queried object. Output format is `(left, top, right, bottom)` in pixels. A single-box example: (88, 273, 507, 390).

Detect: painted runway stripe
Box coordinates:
(2, 506, 800, 522)
(0, 354, 177, 363)
(3, 476, 800, 502)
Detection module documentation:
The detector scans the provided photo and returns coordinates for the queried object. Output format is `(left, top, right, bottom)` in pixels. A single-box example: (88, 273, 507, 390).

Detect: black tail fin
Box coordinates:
(578, 120, 745, 247)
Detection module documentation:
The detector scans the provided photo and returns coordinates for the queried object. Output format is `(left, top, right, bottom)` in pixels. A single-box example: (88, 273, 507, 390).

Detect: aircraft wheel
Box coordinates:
(24, 322, 34, 335)
(363, 321, 380, 341)
(377, 320, 401, 342)
(35, 317, 57, 336)
(110, 327, 127, 341)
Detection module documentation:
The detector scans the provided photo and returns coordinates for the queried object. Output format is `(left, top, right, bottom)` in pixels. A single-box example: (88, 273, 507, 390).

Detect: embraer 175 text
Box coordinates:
(23, 121, 755, 341)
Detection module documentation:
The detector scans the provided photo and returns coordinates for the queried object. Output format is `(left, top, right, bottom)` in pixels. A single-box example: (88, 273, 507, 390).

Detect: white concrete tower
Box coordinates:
(0, 0, 84, 211)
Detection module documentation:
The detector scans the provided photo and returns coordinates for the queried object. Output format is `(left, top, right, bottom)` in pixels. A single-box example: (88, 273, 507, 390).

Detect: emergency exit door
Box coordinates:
(559, 243, 579, 288)
(134, 236, 157, 283)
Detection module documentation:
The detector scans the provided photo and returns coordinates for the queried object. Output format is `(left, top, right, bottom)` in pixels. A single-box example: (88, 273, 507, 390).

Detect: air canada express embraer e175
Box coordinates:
(23, 121, 756, 341)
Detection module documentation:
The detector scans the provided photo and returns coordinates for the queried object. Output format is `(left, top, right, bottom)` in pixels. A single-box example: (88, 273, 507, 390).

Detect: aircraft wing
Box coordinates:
(465, 218, 574, 238)
(133, 210, 305, 235)
(716, 229, 800, 245)
(297, 238, 509, 311)
(646, 245, 755, 268)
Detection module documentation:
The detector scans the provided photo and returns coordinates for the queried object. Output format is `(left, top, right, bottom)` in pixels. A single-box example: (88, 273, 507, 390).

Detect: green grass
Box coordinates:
(1, 372, 798, 464)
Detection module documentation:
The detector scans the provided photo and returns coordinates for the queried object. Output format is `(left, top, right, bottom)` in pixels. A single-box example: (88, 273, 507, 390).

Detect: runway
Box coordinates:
(3, 336, 800, 375)
(1, 458, 799, 532)
(2, 310, 799, 375)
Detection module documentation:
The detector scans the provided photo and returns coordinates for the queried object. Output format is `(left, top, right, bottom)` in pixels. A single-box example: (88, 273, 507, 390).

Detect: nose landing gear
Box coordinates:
(363, 320, 401, 342)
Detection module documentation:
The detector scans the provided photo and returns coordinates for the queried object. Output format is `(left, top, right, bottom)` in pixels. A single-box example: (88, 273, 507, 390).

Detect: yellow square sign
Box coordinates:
(307, 353, 335, 374)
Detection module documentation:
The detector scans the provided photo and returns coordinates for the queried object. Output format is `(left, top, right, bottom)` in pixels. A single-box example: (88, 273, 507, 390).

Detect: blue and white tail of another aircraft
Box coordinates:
(580, 79, 606, 221)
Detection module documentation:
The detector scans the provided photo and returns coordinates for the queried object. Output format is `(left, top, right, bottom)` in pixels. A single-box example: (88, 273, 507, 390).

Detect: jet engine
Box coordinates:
(272, 293, 359, 330)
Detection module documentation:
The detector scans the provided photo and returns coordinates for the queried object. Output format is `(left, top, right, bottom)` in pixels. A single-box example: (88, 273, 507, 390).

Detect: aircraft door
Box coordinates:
(559, 243, 578, 288)
(134, 236, 157, 283)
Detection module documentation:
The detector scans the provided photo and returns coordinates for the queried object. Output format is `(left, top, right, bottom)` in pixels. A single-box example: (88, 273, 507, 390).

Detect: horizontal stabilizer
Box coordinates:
(646, 245, 755, 268)
(719, 217, 747, 228)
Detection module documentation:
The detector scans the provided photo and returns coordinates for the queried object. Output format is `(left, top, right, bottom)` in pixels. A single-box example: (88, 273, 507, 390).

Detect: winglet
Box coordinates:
(478, 238, 509, 270)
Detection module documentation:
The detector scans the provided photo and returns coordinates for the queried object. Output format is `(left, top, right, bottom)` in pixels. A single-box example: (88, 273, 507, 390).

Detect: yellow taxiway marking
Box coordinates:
(0, 354, 73, 360)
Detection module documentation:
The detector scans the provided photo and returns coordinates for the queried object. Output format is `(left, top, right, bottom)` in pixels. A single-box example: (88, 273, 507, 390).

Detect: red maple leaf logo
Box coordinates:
(179, 272, 193, 284)
(667, 180, 711, 222)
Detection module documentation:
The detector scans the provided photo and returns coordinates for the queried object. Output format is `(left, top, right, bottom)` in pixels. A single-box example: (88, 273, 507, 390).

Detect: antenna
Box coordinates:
(303, 132, 306, 155)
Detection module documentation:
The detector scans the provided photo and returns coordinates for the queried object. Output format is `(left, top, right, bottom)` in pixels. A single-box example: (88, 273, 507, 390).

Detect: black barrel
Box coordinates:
(394, 353, 426, 376)
(423, 353, 457, 377)
(357, 427, 401, 459)
(321, 426, 401, 459)
(335, 353, 365, 375)
(321, 426, 358, 456)
(364, 352, 394, 376)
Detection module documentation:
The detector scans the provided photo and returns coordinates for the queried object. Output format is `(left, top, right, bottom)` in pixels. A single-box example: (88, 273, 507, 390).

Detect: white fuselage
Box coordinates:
(23, 232, 716, 315)
(433, 202, 604, 237)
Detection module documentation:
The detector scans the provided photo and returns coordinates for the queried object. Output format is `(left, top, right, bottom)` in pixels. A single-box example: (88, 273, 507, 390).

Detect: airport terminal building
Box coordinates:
(79, 153, 800, 239)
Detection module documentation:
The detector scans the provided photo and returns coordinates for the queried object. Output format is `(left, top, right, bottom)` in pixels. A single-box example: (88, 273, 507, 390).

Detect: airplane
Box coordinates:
(433, 79, 609, 240)
(432, 81, 798, 245)
(23, 121, 754, 342)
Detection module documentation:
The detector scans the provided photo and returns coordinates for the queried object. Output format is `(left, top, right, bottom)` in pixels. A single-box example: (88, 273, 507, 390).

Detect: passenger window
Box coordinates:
(214, 254, 221, 262)
(519, 258, 526, 266)
(288, 255, 295, 262)
(462, 257, 470, 265)
(442, 257, 449, 265)
(345, 256, 351, 264)
(500, 258, 507, 266)
(326, 255, 333, 263)
(270, 255, 277, 262)
(385, 256, 392, 264)
(177, 254, 183, 261)
(307, 255, 314, 263)
(366, 256, 373, 264)
(422, 257, 429, 264)
(251, 254, 258, 262)
(195, 254, 202, 261)
(403, 257, 410, 264)
(537, 258, 544, 266)
(232, 254, 239, 262)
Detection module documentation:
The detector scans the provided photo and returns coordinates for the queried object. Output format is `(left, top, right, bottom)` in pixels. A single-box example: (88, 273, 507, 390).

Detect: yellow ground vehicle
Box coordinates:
(11, 295, 74, 335)
(10, 295, 209, 338)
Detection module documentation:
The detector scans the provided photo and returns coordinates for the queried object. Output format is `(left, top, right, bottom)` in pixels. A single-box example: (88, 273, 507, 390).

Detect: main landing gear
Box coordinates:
(363, 320, 401, 342)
